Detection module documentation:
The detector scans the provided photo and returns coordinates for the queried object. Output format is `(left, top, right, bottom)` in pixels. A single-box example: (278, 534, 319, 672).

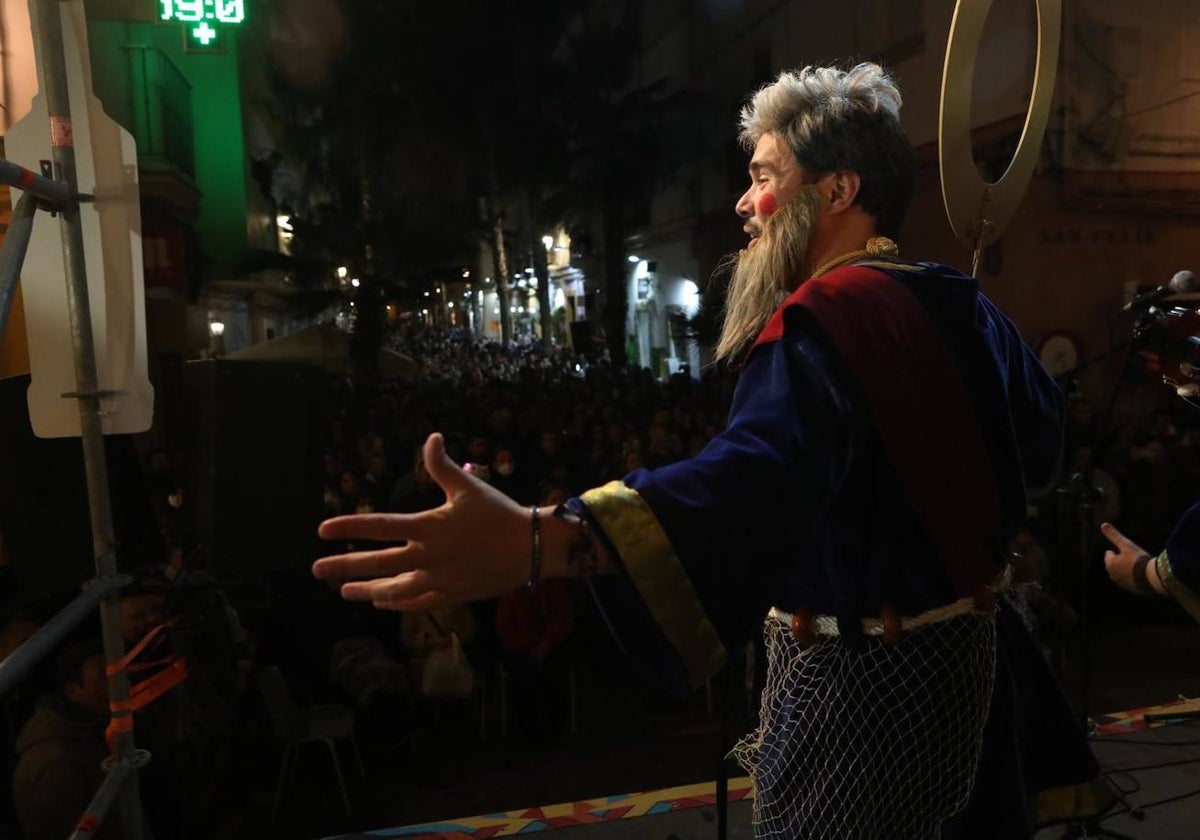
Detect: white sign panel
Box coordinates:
(5, 0, 153, 438)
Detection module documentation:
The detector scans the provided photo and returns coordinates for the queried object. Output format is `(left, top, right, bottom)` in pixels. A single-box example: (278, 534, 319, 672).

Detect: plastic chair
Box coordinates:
(256, 665, 365, 820)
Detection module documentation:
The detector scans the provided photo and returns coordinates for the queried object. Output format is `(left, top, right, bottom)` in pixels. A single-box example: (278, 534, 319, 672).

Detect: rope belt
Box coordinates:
(769, 565, 1014, 639)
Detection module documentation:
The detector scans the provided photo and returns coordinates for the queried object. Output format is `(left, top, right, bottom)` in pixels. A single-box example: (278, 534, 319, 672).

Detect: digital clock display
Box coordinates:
(159, 0, 245, 25)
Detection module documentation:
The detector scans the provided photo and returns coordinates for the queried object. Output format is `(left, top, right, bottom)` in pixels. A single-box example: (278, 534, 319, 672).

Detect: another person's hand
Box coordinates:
(313, 433, 530, 610)
(1100, 522, 1164, 595)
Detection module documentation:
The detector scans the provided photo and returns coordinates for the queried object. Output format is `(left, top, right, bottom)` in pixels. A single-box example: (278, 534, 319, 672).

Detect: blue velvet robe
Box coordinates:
(572, 260, 1111, 833)
(1158, 500, 1200, 621)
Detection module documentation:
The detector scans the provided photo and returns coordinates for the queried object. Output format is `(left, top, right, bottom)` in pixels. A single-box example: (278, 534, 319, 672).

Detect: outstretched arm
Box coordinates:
(312, 433, 613, 610)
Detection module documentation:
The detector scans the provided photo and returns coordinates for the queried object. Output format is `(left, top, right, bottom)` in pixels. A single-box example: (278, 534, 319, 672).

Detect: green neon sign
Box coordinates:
(159, 0, 245, 49)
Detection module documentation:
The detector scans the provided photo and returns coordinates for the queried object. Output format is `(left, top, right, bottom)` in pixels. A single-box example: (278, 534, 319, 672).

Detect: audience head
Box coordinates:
(54, 638, 108, 719)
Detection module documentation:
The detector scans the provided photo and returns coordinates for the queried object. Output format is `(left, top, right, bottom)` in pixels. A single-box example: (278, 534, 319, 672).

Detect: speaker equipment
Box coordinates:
(0, 374, 165, 598)
(183, 360, 330, 572)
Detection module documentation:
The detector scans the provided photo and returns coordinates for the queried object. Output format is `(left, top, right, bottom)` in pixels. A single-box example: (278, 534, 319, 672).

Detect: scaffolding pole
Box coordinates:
(0, 572, 124, 698)
(67, 756, 136, 840)
(29, 1, 146, 837)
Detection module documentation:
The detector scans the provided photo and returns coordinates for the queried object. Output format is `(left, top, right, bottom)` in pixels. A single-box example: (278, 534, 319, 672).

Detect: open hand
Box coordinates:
(313, 433, 530, 610)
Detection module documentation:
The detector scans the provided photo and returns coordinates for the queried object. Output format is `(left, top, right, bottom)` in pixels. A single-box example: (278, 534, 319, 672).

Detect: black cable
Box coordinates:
(1108, 756, 1200, 774)
(1120, 784, 1200, 813)
(1094, 755, 1200, 826)
(1101, 767, 1142, 797)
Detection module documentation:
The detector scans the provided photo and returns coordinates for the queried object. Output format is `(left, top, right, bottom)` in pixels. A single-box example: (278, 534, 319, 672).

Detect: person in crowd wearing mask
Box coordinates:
(488, 445, 533, 505)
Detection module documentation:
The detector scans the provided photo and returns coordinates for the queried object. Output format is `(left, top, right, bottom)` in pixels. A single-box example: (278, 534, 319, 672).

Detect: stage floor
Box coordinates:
(325, 701, 1200, 840)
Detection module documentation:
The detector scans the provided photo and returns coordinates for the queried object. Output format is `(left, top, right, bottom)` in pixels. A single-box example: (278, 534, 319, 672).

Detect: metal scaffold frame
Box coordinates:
(0, 1, 148, 837)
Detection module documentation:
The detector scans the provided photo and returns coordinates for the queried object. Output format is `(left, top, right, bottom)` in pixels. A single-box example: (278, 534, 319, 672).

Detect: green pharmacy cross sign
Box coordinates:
(159, 0, 245, 50)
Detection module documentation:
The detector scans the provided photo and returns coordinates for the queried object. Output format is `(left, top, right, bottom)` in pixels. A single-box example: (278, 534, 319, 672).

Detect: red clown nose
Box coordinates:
(757, 192, 778, 218)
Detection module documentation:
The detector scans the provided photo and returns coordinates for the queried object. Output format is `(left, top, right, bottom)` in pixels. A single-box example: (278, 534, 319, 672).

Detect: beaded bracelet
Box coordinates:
(528, 505, 542, 587)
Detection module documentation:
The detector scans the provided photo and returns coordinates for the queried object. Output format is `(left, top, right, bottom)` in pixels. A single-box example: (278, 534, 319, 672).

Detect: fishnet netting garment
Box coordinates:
(732, 610, 996, 839)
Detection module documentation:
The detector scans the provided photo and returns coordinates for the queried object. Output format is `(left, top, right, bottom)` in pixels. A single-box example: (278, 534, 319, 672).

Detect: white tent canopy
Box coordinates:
(224, 324, 418, 380)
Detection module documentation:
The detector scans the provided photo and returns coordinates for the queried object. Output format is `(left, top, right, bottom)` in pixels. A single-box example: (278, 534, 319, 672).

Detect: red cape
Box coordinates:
(753, 264, 1004, 596)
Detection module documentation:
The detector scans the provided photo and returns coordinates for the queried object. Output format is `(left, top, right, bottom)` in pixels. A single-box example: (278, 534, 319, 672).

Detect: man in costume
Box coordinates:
(314, 63, 1111, 837)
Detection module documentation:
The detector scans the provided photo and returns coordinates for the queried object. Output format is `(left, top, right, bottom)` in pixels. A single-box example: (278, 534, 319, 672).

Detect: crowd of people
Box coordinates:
(319, 330, 741, 742)
(326, 329, 737, 518)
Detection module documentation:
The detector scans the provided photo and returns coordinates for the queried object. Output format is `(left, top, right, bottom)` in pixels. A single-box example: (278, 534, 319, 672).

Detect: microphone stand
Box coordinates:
(1053, 483, 1142, 836)
(1053, 314, 1154, 840)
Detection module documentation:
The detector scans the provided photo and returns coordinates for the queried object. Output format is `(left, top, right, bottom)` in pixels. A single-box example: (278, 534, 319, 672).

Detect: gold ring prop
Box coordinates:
(939, 0, 1062, 275)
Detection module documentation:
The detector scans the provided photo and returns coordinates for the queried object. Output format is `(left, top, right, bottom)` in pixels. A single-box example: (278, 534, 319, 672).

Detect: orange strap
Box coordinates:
(112, 658, 189, 712)
(105, 659, 188, 753)
(104, 617, 189, 752)
(105, 615, 180, 678)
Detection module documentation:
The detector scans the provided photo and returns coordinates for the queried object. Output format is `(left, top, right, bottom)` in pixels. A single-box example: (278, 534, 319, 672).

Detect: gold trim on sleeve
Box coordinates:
(1158, 550, 1200, 625)
(581, 481, 728, 687)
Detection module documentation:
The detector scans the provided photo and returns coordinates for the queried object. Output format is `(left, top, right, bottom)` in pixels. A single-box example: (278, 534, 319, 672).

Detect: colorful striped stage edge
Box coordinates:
(324, 777, 755, 839)
(1090, 696, 1200, 736)
(326, 699, 1200, 839)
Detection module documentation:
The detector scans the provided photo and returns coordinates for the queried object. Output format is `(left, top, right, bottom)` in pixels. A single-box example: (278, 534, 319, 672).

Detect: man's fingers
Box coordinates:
(311, 547, 413, 581)
(1100, 522, 1135, 551)
(318, 513, 424, 543)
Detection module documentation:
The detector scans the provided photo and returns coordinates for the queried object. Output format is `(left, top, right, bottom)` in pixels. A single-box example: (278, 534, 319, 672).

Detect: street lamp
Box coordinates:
(208, 318, 225, 357)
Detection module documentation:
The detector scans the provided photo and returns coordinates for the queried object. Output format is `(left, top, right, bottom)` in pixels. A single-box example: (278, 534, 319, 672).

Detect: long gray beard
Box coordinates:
(714, 187, 822, 364)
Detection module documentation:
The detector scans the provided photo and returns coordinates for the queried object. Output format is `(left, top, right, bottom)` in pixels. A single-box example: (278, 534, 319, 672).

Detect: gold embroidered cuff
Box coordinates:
(580, 481, 727, 688)
(1158, 550, 1200, 625)
(1031, 777, 1115, 825)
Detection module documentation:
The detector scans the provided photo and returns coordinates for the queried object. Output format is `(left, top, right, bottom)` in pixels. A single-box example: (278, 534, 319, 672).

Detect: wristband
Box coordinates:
(1132, 553, 1155, 594)
(528, 506, 542, 587)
